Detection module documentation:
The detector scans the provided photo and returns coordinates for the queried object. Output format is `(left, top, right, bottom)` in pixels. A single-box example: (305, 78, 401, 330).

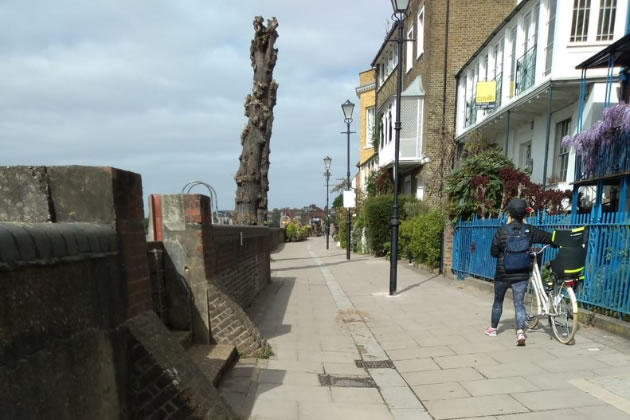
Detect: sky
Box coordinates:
(0, 0, 393, 211)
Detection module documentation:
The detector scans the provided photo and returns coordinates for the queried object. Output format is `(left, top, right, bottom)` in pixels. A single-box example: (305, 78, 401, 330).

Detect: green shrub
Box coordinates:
(285, 221, 309, 242)
(400, 210, 445, 268)
(364, 195, 393, 256)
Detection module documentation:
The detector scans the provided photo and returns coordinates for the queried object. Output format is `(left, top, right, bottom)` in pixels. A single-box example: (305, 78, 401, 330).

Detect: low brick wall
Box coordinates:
(0, 223, 127, 419)
(0, 166, 236, 419)
(211, 225, 271, 308)
(269, 227, 285, 250)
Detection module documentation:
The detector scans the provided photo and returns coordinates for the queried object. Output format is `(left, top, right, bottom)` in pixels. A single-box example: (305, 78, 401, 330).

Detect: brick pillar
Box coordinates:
(0, 166, 153, 319)
(442, 220, 455, 277)
(110, 168, 152, 318)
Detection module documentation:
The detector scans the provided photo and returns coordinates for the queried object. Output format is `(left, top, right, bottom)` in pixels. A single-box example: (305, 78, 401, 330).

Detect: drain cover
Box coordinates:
(355, 360, 395, 369)
(318, 374, 377, 388)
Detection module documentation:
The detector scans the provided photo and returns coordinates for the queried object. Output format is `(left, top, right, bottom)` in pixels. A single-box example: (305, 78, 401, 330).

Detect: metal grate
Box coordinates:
(318, 374, 377, 388)
(355, 360, 395, 369)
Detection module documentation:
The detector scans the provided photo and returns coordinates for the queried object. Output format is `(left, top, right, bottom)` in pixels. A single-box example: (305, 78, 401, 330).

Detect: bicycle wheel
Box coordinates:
(550, 284, 578, 344)
(524, 278, 540, 330)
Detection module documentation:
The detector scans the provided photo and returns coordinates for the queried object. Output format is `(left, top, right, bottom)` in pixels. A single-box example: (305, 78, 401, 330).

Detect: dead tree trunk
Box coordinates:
(235, 16, 279, 225)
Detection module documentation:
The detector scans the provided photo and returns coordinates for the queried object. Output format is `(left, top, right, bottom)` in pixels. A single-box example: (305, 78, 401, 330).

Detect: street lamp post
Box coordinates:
(389, 0, 410, 296)
(341, 100, 355, 261)
(324, 156, 332, 250)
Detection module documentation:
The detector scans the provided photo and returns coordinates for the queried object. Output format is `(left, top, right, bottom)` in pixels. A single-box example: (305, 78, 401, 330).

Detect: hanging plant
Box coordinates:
(562, 103, 630, 174)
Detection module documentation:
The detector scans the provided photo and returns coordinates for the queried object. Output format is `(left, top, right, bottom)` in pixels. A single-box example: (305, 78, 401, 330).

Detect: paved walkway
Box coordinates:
(218, 237, 630, 420)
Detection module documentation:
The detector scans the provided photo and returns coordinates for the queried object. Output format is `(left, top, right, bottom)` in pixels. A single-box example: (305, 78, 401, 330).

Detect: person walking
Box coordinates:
(485, 198, 554, 346)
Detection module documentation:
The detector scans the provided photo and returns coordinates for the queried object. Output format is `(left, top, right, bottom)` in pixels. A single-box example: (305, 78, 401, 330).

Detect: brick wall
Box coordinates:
(442, 220, 455, 277)
(127, 312, 235, 420)
(0, 223, 126, 419)
(372, 1, 516, 204)
(0, 166, 153, 319)
(150, 194, 271, 355)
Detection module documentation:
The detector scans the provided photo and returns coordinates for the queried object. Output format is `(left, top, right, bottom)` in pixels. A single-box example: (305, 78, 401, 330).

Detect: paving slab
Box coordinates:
(250, 398, 299, 420)
(330, 387, 385, 405)
(402, 367, 485, 386)
(461, 377, 540, 396)
(412, 382, 471, 400)
(380, 386, 425, 409)
(299, 401, 393, 420)
(424, 395, 529, 419)
(393, 358, 441, 373)
(511, 388, 603, 411)
(219, 239, 630, 419)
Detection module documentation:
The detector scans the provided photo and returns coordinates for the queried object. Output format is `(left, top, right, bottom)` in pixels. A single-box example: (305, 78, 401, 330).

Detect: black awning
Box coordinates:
(576, 33, 630, 69)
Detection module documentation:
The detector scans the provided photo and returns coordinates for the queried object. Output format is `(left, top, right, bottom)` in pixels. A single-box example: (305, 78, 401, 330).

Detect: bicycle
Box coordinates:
(524, 245, 580, 344)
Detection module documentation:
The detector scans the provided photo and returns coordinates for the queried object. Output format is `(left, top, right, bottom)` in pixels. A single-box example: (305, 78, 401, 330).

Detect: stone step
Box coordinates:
(169, 329, 193, 350)
(187, 344, 239, 387)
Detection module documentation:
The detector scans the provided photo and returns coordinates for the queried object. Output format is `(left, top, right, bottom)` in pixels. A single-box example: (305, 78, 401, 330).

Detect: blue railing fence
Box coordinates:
(452, 210, 630, 316)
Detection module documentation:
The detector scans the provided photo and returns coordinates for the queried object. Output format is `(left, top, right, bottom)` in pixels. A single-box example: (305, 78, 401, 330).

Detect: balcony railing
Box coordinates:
(575, 129, 630, 182)
(515, 45, 537, 95)
(465, 99, 477, 127)
(488, 74, 503, 114)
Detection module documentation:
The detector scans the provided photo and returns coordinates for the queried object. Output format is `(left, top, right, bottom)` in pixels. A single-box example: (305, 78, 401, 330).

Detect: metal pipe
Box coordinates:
(542, 85, 553, 190)
(389, 17, 405, 296)
(505, 110, 511, 157)
(325, 170, 330, 250)
(346, 120, 352, 260)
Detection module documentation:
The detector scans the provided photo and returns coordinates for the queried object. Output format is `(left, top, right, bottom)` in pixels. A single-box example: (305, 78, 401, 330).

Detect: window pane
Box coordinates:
(597, 0, 616, 41)
(571, 0, 591, 42)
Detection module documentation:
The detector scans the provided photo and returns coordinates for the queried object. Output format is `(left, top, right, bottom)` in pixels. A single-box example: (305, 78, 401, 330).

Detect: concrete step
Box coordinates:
(187, 344, 239, 387)
(169, 329, 193, 350)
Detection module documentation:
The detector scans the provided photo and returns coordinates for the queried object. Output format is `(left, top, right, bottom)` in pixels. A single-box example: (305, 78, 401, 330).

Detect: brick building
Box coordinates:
(355, 69, 378, 194)
(369, 0, 517, 203)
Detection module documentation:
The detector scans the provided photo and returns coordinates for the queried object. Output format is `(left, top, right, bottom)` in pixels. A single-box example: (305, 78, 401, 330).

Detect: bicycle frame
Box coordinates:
(530, 257, 552, 316)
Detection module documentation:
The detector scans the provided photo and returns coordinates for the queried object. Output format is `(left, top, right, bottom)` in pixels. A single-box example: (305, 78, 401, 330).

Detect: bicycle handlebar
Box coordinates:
(530, 245, 551, 255)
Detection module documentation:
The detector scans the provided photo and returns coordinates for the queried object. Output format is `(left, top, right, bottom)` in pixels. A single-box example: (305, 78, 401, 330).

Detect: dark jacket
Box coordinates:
(491, 221, 553, 283)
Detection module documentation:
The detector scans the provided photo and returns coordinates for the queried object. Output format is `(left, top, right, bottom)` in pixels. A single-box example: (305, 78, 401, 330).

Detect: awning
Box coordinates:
(576, 33, 630, 69)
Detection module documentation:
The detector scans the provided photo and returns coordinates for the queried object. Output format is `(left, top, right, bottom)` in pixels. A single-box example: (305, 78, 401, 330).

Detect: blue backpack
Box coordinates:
(503, 225, 531, 273)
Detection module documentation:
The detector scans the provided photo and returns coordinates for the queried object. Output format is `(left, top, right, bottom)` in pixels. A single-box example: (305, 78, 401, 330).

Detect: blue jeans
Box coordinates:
(491, 279, 528, 330)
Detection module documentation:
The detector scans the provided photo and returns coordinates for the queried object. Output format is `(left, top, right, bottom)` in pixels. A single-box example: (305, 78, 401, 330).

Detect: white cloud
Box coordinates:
(0, 0, 392, 210)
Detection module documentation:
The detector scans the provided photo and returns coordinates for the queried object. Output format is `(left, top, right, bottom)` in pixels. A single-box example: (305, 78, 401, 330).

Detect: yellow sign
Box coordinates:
(476, 81, 497, 104)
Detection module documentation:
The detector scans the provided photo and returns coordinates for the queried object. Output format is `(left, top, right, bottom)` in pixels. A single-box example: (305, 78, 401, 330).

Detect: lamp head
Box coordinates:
(323, 156, 332, 171)
(341, 100, 355, 121)
(390, 0, 410, 14)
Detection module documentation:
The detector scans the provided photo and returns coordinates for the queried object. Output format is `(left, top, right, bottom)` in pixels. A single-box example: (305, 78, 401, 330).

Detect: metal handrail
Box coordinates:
(181, 181, 219, 224)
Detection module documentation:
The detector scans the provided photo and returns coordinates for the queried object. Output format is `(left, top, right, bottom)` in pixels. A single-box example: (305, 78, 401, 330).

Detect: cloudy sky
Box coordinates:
(0, 0, 393, 211)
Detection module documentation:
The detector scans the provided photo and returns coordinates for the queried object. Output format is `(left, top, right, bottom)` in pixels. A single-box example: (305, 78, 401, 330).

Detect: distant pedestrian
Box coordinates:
(485, 199, 555, 346)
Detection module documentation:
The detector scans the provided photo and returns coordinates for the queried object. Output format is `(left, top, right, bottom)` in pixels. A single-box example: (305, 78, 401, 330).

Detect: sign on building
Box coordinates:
(476, 81, 497, 109)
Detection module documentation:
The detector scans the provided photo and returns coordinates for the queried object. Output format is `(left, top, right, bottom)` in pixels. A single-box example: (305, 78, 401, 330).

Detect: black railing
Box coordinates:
(515, 45, 537, 95)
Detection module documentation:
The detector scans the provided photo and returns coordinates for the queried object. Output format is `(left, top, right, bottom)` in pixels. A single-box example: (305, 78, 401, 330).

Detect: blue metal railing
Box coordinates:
(452, 210, 630, 316)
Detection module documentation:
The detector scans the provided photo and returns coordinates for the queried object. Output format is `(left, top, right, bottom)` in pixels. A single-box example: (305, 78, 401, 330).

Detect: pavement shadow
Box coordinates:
(219, 277, 296, 419)
(396, 274, 442, 295)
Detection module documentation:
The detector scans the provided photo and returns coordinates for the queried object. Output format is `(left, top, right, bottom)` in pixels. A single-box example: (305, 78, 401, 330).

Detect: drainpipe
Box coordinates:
(440, 0, 451, 195)
(504, 110, 511, 157)
(542, 85, 553, 190)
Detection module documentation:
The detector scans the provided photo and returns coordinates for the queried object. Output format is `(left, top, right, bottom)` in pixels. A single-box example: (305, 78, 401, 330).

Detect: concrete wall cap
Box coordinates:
(0, 222, 118, 268)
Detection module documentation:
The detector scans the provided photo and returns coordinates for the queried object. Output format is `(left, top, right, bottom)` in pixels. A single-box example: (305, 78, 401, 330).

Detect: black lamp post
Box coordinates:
(323, 156, 332, 250)
(341, 99, 355, 261)
(389, 0, 409, 296)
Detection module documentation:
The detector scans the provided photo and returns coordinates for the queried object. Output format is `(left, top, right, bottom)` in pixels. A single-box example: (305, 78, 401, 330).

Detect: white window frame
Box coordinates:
(553, 119, 571, 182)
(406, 26, 414, 73)
(570, 0, 591, 43)
(366, 107, 375, 149)
(596, 0, 617, 41)
(417, 6, 424, 59)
